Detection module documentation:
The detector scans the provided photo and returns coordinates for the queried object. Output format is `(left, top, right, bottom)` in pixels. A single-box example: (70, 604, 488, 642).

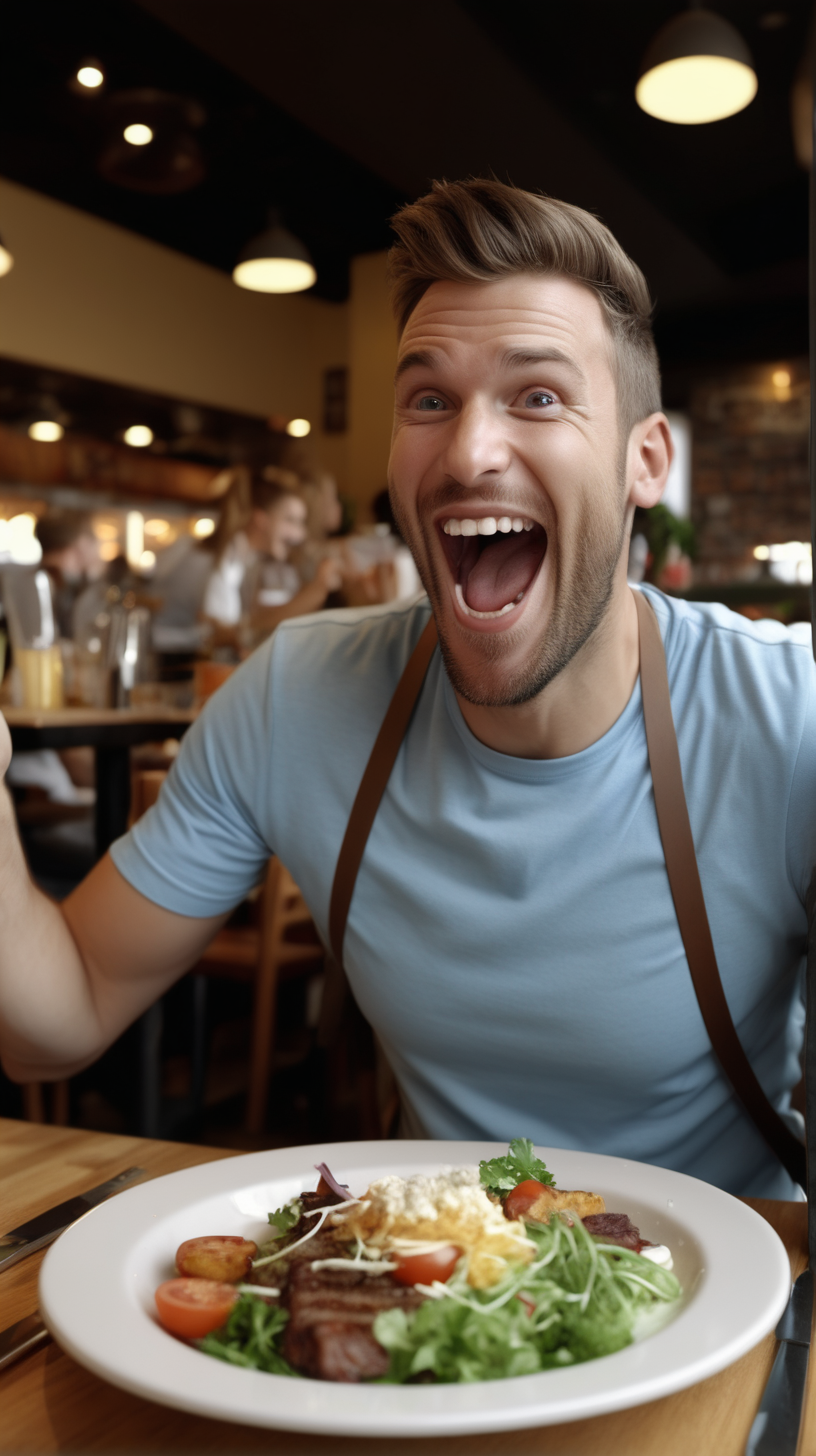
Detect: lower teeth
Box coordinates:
(455, 584, 523, 620)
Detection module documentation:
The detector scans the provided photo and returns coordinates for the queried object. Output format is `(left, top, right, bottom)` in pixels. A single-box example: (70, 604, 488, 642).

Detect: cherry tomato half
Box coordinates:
(175, 1235, 257, 1283)
(504, 1179, 550, 1221)
(392, 1245, 461, 1286)
(155, 1278, 238, 1340)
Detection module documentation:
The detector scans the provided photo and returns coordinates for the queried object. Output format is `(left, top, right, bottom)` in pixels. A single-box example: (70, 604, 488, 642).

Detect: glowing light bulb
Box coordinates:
(28, 421, 64, 442)
(233, 257, 316, 293)
(772, 368, 791, 389)
(77, 65, 104, 89)
(123, 424, 154, 447)
(286, 418, 311, 438)
(636, 55, 756, 124)
(123, 123, 153, 147)
(192, 518, 216, 539)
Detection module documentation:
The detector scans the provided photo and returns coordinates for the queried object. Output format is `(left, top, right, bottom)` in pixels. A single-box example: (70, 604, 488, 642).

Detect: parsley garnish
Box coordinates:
(478, 1139, 555, 1198)
(267, 1199, 301, 1237)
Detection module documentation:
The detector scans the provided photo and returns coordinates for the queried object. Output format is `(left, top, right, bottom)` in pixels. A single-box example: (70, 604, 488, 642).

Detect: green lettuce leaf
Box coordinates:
(267, 1200, 301, 1237)
(478, 1138, 555, 1198)
(199, 1295, 297, 1376)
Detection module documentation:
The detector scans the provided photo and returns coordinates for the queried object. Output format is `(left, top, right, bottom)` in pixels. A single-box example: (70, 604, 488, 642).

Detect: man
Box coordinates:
(34, 509, 104, 638)
(0, 180, 812, 1199)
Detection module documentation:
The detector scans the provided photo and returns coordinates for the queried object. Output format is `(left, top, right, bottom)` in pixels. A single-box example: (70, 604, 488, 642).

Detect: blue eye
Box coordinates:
(524, 391, 555, 408)
(417, 395, 448, 411)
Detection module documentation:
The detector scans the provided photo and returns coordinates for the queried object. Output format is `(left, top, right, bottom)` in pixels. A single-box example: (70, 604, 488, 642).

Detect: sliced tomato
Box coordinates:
(504, 1179, 550, 1221)
(175, 1235, 257, 1283)
(155, 1277, 238, 1340)
(392, 1245, 461, 1286)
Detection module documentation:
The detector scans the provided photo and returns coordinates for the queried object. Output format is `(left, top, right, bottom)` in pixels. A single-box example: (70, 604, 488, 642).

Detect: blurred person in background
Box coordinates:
(35, 511, 104, 639)
(202, 468, 341, 644)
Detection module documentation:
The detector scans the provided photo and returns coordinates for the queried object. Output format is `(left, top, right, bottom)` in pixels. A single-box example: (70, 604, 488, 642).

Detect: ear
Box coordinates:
(626, 413, 673, 510)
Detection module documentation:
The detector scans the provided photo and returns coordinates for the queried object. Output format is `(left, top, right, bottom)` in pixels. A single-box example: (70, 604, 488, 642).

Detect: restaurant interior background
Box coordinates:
(0, 0, 812, 1148)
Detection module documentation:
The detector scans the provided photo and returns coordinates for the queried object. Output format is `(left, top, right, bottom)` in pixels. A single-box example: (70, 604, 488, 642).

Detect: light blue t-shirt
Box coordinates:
(112, 587, 816, 1199)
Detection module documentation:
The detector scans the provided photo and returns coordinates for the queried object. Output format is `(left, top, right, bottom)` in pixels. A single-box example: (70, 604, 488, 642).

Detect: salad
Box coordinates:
(154, 1140, 681, 1385)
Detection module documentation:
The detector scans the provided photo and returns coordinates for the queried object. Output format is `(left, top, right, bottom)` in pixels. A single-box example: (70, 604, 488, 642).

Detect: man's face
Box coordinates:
(389, 273, 631, 707)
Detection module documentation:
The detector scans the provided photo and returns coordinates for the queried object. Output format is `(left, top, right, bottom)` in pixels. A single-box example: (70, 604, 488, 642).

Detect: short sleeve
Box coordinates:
(110, 642, 275, 916)
(786, 646, 816, 905)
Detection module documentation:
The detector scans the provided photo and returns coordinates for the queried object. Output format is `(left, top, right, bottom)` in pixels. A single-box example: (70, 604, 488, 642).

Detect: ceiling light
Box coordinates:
(0, 232, 13, 278)
(636, 8, 757, 124)
(77, 64, 104, 89)
(28, 420, 64, 442)
(123, 424, 154, 447)
(772, 368, 791, 388)
(286, 418, 311, 438)
(145, 518, 170, 537)
(123, 123, 153, 147)
(139, 550, 157, 571)
(93, 522, 119, 540)
(233, 211, 316, 294)
(192, 517, 215, 539)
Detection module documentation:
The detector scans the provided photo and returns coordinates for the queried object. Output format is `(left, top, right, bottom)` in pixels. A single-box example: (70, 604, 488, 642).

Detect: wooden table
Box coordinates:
(1, 1117, 814, 1456)
(4, 706, 196, 854)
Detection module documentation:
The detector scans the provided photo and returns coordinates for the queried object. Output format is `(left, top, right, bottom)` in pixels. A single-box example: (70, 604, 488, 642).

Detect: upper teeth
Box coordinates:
(443, 517, 533, 536)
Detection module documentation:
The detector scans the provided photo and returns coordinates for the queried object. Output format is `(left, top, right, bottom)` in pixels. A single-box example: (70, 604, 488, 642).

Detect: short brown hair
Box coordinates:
(388, 178, 661, 437)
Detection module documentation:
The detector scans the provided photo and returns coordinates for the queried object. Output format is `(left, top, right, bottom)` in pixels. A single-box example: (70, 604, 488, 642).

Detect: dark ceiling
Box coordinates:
(0, 0, 812, 398)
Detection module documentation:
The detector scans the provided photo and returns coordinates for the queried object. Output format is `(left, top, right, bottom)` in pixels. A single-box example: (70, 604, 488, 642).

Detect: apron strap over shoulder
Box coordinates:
(318, 613, 439, 1049)
(634, 589, 805, 1188)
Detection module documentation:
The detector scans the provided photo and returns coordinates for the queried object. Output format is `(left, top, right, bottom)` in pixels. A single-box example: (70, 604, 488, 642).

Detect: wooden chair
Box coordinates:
(132, 768, 323, 1135)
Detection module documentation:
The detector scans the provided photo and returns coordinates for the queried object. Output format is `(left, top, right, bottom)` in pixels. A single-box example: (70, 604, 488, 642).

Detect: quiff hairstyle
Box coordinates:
(388, 178, 662, 438)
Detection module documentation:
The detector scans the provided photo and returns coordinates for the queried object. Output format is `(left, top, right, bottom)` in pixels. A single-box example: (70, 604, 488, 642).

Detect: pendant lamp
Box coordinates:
(233, 211, 316, 294)
(636, 7, 757, 124)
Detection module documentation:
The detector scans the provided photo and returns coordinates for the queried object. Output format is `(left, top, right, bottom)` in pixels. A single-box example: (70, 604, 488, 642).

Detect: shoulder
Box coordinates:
(269, 593, 433, 701)
(639, 585, 814, 730)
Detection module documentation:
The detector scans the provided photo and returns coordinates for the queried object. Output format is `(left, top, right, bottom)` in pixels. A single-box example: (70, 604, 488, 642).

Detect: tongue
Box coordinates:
(462, 530, 546, 614)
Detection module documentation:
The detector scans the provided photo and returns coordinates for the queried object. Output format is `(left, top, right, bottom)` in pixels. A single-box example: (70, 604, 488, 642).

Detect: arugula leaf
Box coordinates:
(373, 1217, 680, 1384)
(199, 1294, 297, 1376)
(267, 1200, 301, 1237)
(478, 1138, 555, 1198)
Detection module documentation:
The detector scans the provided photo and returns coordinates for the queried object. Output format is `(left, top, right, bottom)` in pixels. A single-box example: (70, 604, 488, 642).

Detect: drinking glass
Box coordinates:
(0, 566, 64, 708)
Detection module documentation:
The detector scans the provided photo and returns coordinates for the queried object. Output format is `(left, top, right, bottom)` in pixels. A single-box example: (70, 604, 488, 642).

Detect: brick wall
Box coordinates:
(689, 361, 809, 583)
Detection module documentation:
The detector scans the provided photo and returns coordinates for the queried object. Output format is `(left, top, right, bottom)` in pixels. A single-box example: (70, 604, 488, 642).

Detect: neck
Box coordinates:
(455, 579, 641, 760)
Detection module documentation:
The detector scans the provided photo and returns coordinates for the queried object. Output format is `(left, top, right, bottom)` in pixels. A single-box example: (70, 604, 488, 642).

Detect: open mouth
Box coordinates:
(438, 515, 548, 620)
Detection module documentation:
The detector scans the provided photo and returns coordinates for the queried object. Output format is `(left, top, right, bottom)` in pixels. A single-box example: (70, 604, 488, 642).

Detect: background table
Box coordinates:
(4, 705, 196, 855)
(2, 1117, 815, 1455)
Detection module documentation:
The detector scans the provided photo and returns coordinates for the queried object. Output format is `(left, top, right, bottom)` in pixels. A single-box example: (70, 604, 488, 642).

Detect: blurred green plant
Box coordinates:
(640, 504, 696, 582)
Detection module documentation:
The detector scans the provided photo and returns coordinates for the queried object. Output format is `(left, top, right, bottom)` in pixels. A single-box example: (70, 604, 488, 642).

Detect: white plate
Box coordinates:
(39, 1140, 790, 1438)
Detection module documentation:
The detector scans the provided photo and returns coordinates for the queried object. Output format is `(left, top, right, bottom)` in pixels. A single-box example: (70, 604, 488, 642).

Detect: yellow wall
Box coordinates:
(0, 177, 349, 486)
(347, 250, 397, 518)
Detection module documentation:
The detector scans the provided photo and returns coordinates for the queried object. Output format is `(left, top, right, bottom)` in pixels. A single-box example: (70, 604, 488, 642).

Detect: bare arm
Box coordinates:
(0, 712, 226, 1082)
(249, 556, 343, 634)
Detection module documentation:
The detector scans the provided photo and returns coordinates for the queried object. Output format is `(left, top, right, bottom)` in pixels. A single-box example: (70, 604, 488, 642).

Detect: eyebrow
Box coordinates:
(394, 349, 439, 383)
(500, 348, 587, 386)
(394, 345, 588, 387)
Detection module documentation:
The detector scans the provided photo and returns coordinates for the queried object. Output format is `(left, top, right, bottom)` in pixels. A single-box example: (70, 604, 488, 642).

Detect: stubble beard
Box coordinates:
(390, 477, 628, 709)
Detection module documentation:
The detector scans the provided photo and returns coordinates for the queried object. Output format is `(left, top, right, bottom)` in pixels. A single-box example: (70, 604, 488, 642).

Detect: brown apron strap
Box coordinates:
(634, 589, 806, 1187)
(318, 613, 438, 1052)
(328, 614, 439, 965)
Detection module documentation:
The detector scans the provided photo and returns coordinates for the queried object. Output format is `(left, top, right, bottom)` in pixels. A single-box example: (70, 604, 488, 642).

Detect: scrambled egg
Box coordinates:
(329, 1167, 533, 1289)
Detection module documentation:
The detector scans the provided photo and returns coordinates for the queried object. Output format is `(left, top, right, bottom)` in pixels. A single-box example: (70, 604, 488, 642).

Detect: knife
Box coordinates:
(745, 1268, 812, 1456)
(0, 1165, 145, 1274)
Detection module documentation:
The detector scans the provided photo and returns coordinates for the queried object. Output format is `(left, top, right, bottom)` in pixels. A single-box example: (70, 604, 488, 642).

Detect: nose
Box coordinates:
(441, 396, 512, 490)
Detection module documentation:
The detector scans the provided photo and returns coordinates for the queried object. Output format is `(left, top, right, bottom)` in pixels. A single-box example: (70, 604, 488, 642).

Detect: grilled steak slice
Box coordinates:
(282, 1259, 426, 1381)
(288, 1320, 391, 1382)
(582, 1212, 651, 1250)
